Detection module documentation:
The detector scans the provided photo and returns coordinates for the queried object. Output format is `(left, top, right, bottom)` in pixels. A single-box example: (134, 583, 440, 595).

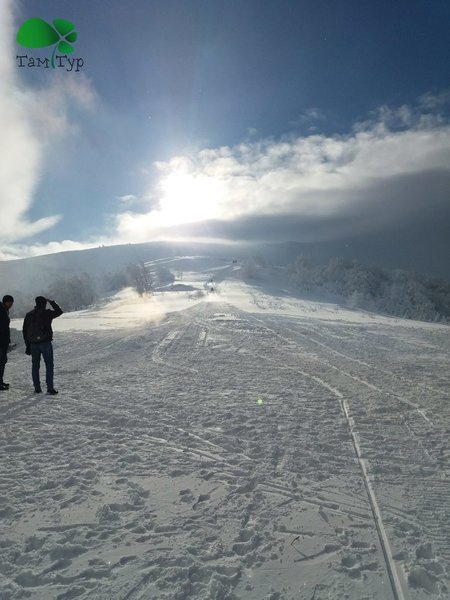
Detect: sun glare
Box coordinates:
(156, 171, 223, 227)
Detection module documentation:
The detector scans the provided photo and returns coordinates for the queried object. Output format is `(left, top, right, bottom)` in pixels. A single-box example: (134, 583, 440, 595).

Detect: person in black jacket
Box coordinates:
(23, 297, 63, 395)
(0, 294, 14, 391)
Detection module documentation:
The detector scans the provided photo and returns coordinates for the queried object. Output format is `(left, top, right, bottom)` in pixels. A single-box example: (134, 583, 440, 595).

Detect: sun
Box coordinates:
(156, 171, 223, 227)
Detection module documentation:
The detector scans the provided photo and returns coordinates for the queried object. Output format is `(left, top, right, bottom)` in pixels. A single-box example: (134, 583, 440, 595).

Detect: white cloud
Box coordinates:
(23, 75, 98, 141)
(111, 110, 450, 244)
(2, 99, 449, 260)
(418, 90, 450, 110)
(0, 1, 44, 241)
(0, 1, 97, 244)
(2, 90, 449, 260)
(0, 239, 100, 261)
(290, 107, 326, 132)
(1, 0, 449, 263)
(117, 194, 138, 205)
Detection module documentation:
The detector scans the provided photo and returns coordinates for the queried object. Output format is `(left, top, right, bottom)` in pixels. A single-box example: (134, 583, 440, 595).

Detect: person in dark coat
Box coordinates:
(0, 294, 14, 391)
(23, 297, 63, 395)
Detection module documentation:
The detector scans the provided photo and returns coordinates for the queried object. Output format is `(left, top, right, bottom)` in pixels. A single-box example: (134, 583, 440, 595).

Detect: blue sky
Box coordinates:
(1, 0, 450, 263)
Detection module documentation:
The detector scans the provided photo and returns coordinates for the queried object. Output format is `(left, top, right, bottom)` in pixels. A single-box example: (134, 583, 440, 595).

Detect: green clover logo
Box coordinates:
(17, 18, 77, 68)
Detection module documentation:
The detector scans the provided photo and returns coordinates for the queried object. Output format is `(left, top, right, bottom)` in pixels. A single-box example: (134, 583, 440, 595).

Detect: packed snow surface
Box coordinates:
(2, 257, 449, 599)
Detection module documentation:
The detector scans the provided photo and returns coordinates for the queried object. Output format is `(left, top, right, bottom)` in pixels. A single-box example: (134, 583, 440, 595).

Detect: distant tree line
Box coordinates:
(8, 262, 167, 318)
(10, 256, 447, 324)
(287, 256, 450, 323)
(8, 273, 100, 318)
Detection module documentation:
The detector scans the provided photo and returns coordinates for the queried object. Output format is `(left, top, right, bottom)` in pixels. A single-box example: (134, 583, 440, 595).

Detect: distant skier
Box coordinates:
(23, 297, 63, 395)
(0, 294, 14, 391)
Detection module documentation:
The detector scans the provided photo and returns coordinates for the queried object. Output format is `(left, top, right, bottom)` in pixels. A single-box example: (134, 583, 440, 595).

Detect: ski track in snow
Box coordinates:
(1, 259, 449, 600)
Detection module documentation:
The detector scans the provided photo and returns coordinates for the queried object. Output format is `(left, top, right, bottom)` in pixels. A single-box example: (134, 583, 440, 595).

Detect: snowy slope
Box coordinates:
(1, 257, 449, 599)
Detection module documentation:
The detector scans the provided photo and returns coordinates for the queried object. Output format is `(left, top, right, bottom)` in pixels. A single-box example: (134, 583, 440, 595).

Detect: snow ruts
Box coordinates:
(244, 311, 407, 600)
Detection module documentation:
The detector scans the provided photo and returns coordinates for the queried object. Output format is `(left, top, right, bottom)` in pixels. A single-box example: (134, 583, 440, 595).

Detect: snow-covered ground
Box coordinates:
(1, 257, 449, 599)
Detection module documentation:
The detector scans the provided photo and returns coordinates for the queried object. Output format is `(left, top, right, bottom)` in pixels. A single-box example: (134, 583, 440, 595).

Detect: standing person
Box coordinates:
(0, 294, 14, 391)
(23, 297, 63, 395)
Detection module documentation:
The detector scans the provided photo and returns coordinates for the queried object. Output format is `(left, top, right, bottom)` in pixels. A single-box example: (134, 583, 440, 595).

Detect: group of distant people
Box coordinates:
(0, 295, 63, 395)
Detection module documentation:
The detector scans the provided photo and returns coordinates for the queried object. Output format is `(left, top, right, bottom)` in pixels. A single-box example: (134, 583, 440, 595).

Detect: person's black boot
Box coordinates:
(47, 389, 58, 395)
(34, 388, 42, 393)
(0, 383, 9, 391)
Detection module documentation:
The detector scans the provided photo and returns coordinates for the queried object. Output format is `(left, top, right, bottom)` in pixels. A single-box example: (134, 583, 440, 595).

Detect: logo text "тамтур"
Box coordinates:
(16, 54, 84, 71)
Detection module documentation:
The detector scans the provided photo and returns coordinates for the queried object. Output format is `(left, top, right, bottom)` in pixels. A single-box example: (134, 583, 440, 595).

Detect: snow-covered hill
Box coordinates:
(1, 257, 449, 599)
(1, 238, 449, 297)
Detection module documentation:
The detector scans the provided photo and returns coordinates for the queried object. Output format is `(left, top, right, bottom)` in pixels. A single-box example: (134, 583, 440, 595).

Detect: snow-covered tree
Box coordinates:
(287, 255, 450, 323)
